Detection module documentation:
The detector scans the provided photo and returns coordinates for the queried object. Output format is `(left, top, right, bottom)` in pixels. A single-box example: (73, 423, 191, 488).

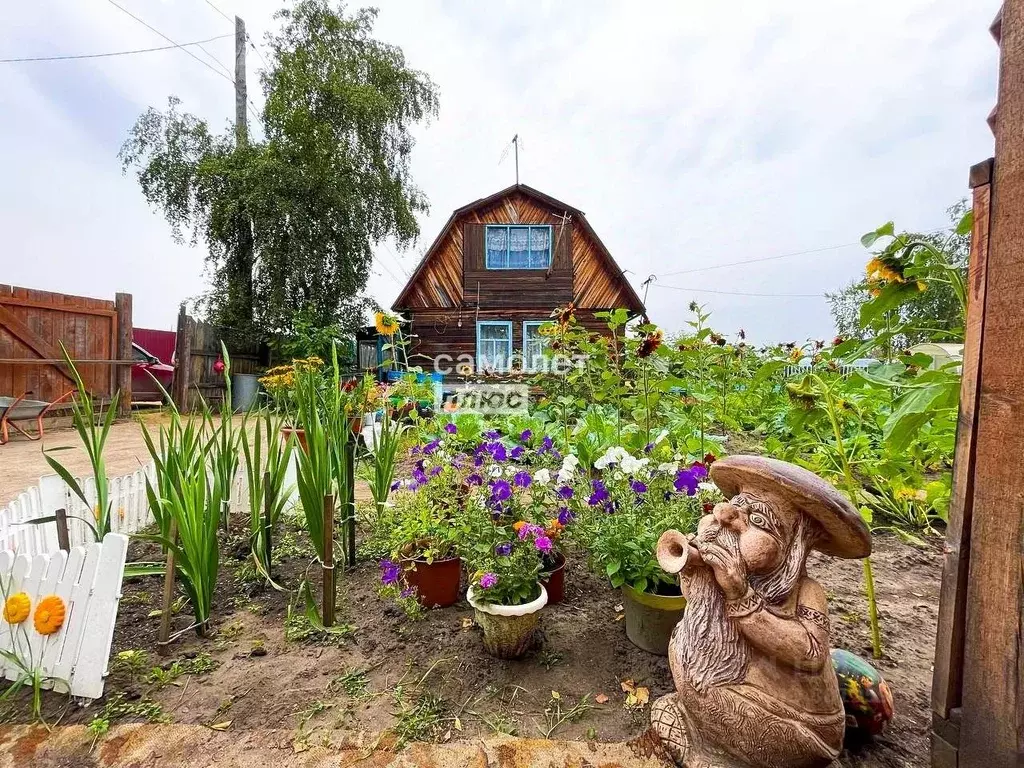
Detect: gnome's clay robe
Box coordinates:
(650, 455, 871, 768)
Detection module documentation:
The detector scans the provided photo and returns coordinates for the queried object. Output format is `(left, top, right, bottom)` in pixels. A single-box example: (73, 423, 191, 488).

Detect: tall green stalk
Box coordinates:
(241, 411, 295, 582)
(201, 344, 240, 532)
(811, 373, 883, 659)
(40, 343, 120, 540)
(365, 408, 408, 515)
(294, 362, 333, 563)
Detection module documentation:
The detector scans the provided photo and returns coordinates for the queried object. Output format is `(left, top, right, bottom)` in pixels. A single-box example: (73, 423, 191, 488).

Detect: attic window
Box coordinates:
(485, 225, 552, 269)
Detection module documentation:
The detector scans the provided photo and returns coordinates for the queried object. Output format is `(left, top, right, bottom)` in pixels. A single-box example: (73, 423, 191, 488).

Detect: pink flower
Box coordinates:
(534, 535, 553, 553)
(480, 573, 498, 589)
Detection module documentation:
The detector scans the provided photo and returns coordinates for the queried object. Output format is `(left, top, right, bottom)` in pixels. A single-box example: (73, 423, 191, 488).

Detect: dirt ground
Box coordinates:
(4, 514, 941, 767)
(0, 414, 172, 506)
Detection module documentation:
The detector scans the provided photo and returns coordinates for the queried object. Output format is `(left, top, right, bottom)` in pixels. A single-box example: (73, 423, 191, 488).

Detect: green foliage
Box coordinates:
(119, 1, 439, 344)
(364, 409, 408, 514)
(241, 410, 295, 583)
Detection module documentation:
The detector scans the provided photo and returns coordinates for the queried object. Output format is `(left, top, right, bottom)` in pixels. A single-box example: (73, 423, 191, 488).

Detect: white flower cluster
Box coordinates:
(594, 446, 650, 475)
(556, 454, 580, 484)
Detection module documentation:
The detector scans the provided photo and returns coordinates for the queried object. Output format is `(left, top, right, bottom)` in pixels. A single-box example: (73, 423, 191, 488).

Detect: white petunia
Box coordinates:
(533, 468, 551, 485)
(620, 454, 650, 474)
(658, 462, 679, 474)
(654, 429, 669, 445)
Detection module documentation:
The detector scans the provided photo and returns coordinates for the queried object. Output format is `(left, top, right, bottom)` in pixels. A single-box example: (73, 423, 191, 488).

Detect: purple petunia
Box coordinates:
(380, 559, 401, 586)
(690, 462, 709, 480)
(520, 429, 533, 442)
(674, 467, 699, 496)
(513, 470, 532, 488)
(489, 479, 512, 503)
(423, 439, 441, 456)
(466, 472, 483, 486)
(390, 480, 401, 491)
(538, 436, 554, 454)
(412, 468, 429, 485)
(510, 445, 525, 460)
(587, 479, 610, 506)
(557, 507, 574, 526)
(518, 523, 543, 540)
(484, 430, 501, 440)
(630, 479, 648, 495)
(492, 444, 508, 462)
(495, 542, 513, 557)
(444, 422, 457, 434)
(534, 535, 553, 553)
(473, 454, 485, 467)
(429, 465, 443, 477)
(557, 485, 574, 500)
(479, 572, 498, 589)
(644, 442, 655, 454)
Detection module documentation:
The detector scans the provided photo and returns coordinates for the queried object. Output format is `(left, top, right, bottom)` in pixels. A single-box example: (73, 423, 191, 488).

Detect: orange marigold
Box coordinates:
(33, 595, 66, 636)
(512, 521, 527, 532)
(3, 592, 30, 624)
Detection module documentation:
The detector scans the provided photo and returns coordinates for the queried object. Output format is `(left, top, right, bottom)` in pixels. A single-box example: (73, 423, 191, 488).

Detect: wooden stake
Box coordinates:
(157, 519, 178, 655)
(54, 508, 70, 552)
(263, 470, 273, 579)
(345, 442, 356, 569)
(322, 494, 335, 627)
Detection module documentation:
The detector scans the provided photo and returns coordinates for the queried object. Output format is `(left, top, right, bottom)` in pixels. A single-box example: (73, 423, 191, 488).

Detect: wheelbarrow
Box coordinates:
(0, 391, 74, 445)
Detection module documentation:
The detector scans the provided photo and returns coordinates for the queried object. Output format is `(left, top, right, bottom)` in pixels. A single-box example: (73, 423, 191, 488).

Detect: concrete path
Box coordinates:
(0, 724, 669, 768)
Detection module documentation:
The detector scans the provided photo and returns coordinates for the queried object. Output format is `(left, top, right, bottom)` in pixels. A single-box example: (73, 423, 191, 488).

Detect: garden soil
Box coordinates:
(5, 527, 940, 768)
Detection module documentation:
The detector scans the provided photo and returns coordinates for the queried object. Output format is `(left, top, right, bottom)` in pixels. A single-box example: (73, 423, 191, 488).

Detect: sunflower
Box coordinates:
(3, 593, 30, 624)
(788, 347, 803, 363)
(34, 595, 66, 635)
(637, 330, 663, 358)
(552, 303, 576, 326)
(375, 312, 401, 336)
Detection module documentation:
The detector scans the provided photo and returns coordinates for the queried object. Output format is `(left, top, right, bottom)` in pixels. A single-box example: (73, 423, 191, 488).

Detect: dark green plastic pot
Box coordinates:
(621, 584, 686, 656)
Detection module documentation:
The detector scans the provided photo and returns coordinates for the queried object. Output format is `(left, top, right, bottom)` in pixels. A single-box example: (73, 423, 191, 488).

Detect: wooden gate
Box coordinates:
(0, 285, 132, 413)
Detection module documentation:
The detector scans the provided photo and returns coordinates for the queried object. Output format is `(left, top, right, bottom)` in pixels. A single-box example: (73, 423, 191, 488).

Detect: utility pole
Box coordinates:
(513, 133, 519, 185)
(234, 15, 247, 146)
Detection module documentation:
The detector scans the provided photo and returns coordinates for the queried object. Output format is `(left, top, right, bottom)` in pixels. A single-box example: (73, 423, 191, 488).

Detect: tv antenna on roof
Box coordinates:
(498, 134, 521, 184)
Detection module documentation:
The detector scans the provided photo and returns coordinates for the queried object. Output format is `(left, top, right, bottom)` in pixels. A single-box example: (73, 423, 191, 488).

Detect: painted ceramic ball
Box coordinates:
(831, 648, 894, 736)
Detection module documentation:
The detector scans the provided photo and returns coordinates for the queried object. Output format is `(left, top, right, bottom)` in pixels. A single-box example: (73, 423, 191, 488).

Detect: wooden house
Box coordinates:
(391, 184, 645, 376)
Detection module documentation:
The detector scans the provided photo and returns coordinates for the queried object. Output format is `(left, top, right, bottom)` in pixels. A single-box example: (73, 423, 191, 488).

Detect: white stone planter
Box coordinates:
(467, 584, 548, 658)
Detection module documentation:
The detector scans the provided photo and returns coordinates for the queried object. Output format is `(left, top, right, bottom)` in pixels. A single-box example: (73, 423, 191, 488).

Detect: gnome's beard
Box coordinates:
(679, 525, 749, 692)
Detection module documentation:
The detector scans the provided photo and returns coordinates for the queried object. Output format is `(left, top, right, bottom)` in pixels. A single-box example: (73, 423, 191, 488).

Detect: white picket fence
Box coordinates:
(0, 533, 128, 699)
(0, 463, 158, 557)
(0, 462, 251, 559)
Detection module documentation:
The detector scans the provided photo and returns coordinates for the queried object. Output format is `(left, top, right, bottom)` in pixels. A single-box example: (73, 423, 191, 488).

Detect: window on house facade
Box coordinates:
(485, 225, 552, 269)
(477, 321, 512, 372)
(523, 321, 549, 372)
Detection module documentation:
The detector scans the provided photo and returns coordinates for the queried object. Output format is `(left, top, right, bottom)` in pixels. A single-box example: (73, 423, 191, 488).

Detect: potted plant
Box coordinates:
(373, 459, 467, 609)
(569, 446, 717, 655)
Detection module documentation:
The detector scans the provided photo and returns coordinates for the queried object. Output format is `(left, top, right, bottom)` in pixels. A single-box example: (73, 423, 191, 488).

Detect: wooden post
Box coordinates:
(171, 304, 192, 413)
(157, 520, 178, 655)
(114, 292, 132, 417)
(931, 159, 992, 765)
(346, 441, 356, 569)
(54, 508, 70, 552)
(322, 494, 335, 627)
(263, 470, 273, 579)
(931, 5, 1024, 766)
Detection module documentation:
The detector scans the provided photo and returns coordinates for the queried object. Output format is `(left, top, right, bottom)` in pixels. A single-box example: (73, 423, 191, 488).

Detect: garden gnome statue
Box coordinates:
(650, 455, 871, 768)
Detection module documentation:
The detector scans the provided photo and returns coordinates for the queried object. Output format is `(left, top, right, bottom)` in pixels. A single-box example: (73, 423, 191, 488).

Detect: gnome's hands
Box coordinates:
(697, 541, 748, 601)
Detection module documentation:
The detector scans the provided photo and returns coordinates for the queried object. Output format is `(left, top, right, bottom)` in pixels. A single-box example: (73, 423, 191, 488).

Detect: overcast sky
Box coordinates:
(0, 0, 1000, 344)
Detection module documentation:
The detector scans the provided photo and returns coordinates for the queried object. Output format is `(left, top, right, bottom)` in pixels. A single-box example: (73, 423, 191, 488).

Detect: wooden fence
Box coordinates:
(172, 305, 266, 412)
(0, 285, 132, 414)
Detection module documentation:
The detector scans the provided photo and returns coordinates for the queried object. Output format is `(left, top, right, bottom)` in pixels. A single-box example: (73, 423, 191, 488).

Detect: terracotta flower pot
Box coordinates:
(403, 556, 462, 608)
(621, 584, 686, 656)
(540, 551, 566, 604)
(281, 426, 307, 452)
(467, 584, 547, 659)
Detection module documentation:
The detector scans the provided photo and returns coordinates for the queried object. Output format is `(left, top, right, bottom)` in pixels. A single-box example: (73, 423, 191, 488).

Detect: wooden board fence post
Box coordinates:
(157, 520, 178, 656)
(322, 494, 335, 627)
(54, 508, 70, 552)
(171, 304, 192, 413)
(115, 292, 132, 417)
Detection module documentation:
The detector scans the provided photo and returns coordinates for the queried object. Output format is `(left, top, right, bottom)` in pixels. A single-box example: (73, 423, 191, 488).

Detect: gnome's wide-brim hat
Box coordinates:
(710, 455, 871, 559)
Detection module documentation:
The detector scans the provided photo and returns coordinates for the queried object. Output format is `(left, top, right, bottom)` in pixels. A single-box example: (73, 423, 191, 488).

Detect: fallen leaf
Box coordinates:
(454, 717, 463, 732)
(595, 693, 609, 704)
(620, 679, 635, 693)
(551, 690, 561, 700)
(293, 742, 309, 754)
(147, 610, 163, 618)
(209, 721, 232, 731)
(613, 604, 624, 612)
(614, 614, 625, 622)
(635, 687, 650, 705)
(461, 617, 474, 629)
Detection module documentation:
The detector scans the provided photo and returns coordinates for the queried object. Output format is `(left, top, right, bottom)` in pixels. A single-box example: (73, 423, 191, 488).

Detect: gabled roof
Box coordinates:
(392, 183, 645, 315)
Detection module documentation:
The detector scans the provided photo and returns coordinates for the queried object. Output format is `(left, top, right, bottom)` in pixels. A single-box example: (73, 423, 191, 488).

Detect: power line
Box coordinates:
(0, 34, 232, 63)
(657, 226, 952, 278)
(104, 0, 234, 86)
(652, 284, 823, 299)
(382, 242, 411, 278)
(248, 36, 269, 69)
(201, 0, 234, 24)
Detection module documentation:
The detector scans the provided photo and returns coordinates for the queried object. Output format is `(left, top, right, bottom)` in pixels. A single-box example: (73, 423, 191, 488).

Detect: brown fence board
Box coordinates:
(0, 284, 131, 406)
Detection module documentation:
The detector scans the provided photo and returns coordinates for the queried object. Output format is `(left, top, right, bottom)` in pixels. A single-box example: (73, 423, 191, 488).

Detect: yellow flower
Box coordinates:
(33, 595, 66, 635)
(375, 312, 401, 336)
(788, 347, 803, 363)
(3, 593, 30, 624)
(916, 281, 927, 292)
